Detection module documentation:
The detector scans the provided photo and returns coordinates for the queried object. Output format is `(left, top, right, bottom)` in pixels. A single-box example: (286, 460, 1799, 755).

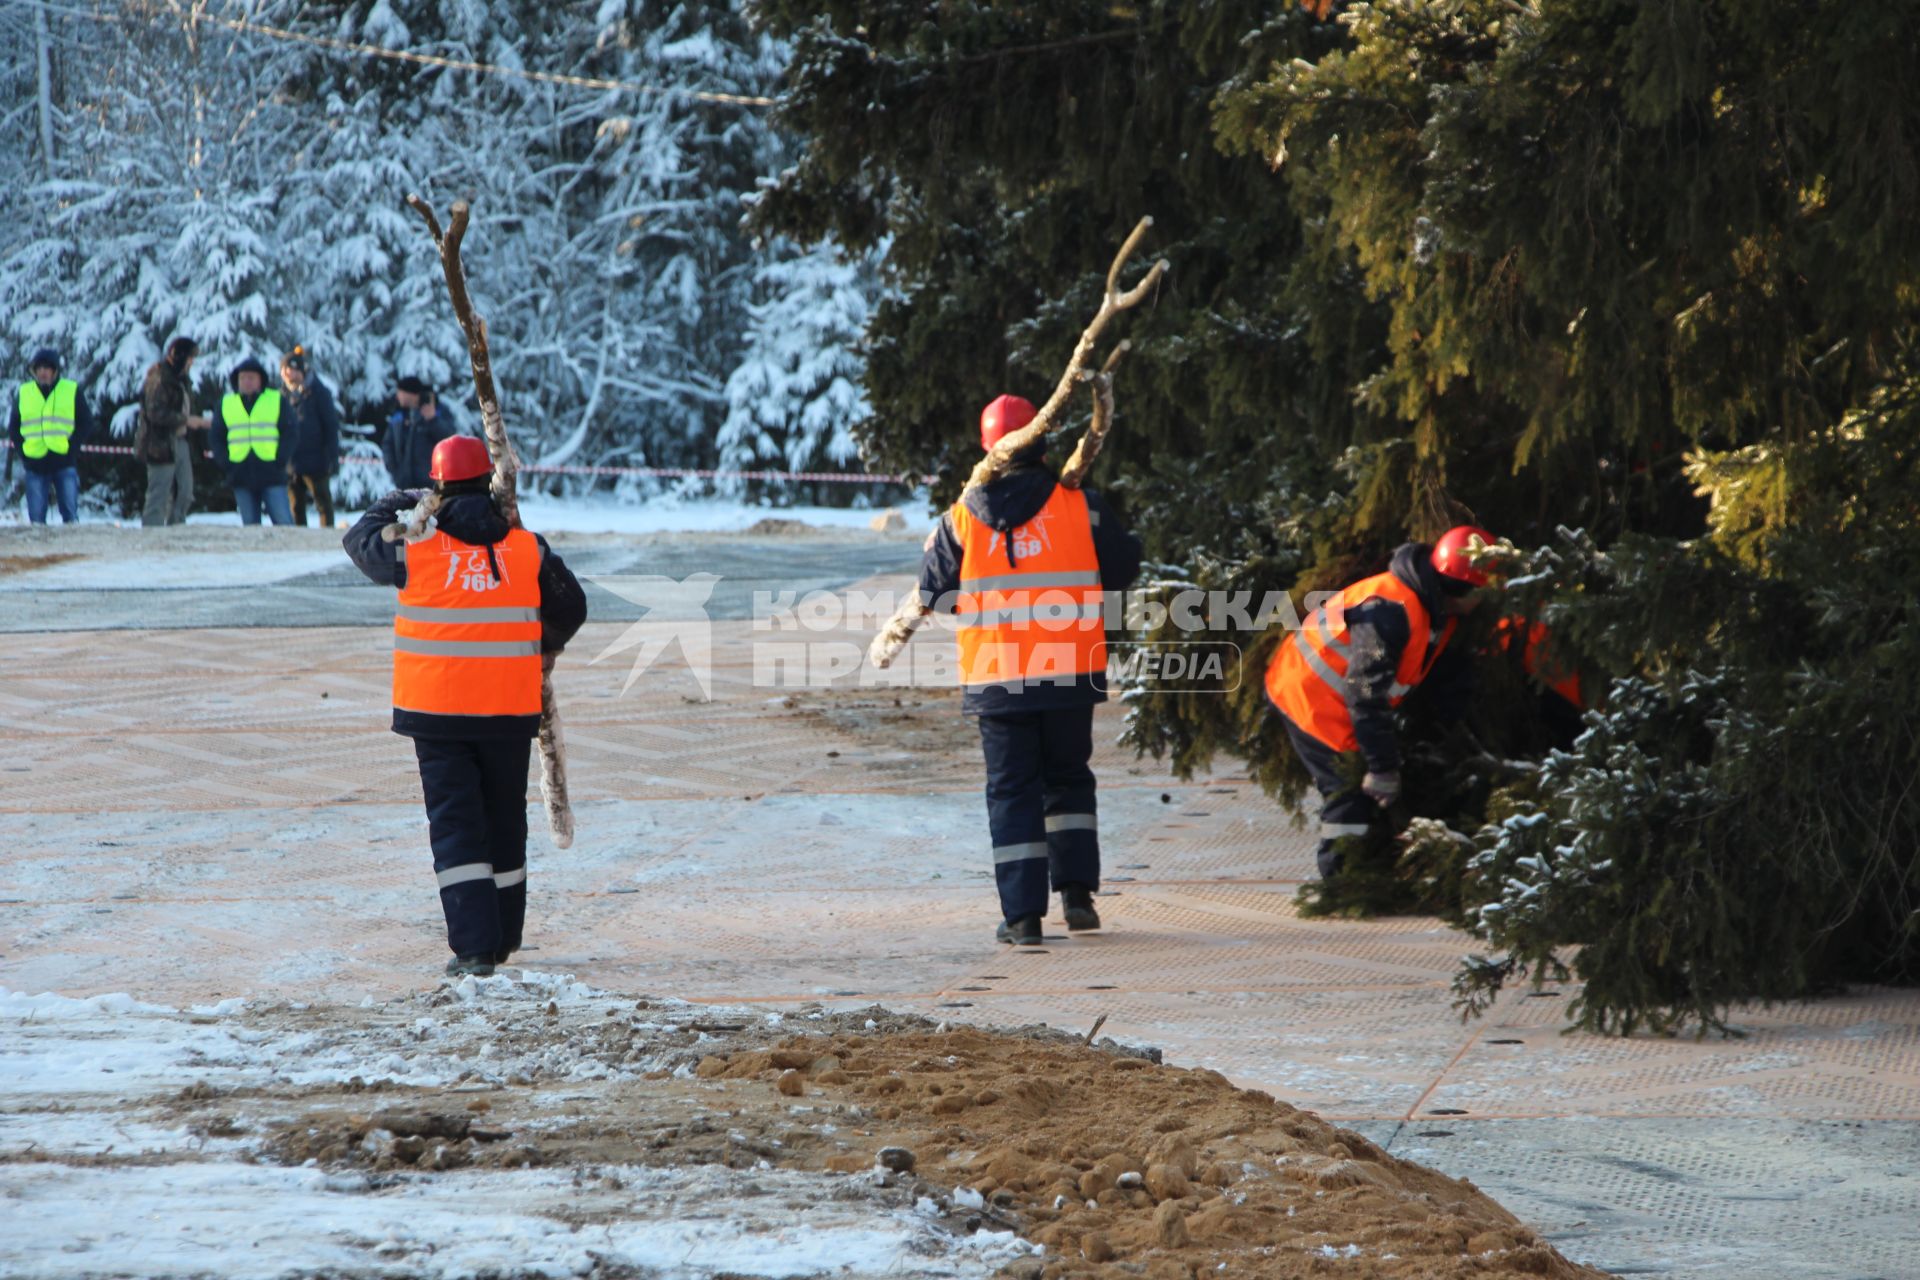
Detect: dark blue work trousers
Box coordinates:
(977, 706, 1100, 922)
(1279, 713, 1382, 878)
(413, 737, 531, 959)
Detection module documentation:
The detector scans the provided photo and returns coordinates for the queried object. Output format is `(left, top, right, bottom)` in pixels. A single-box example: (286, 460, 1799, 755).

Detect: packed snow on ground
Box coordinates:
(0, 547, 347, 590)
(0, 980, 1035, 1280)
(511, 494, 927, 535)
(3, 1160, 1027, 1280)
(2, 493, 928, 537)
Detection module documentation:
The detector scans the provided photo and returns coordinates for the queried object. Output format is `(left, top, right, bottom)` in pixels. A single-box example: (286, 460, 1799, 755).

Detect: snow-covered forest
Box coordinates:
(0, 0, 878, 493)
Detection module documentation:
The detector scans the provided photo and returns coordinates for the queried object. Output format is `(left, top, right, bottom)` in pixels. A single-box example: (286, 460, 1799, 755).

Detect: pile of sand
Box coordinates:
(228, 995, 1603, 1278)
(696, 1024, 1604, 1279)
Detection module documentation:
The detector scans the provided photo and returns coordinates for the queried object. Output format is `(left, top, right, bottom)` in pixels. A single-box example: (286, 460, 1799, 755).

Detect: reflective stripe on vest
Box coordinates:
(393, 528, 543, 719)
(950, 485, 1105, 689)
(17, 380, 77, 459)
(1264, 570, 1457, 753)
(221, 390, 282, 462)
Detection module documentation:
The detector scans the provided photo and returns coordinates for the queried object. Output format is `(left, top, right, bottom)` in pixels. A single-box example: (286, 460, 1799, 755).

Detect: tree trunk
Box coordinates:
(33, 5, 55, 176)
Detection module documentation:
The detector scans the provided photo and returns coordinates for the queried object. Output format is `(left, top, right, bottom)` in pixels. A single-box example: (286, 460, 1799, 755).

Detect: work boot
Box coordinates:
(1061, 886, 1102, 932)
(493, 948, 516, 967)
(995, 915, 1044, 946)
(444, 953, 496, 978)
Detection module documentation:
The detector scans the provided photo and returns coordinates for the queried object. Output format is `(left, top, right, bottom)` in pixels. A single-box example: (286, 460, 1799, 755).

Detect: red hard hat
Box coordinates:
(1430, 525, 1498, 586)
(429, 435, 491, 483)
(979, 394, 1037, 451)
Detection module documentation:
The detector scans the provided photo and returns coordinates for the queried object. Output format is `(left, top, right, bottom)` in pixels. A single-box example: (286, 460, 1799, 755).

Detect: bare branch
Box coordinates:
(964, 217, 1165, 492)
(406, 192, 445, 246)
(1058, 366, 1119, 490)
(399, 194, 569, 845)
(872, 221, 1160, 670)
(868, 595, 934, 670)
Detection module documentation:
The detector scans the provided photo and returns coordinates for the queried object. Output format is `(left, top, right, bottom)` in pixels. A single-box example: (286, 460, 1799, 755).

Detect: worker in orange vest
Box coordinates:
(1494, 615, 1585, 746)
(343, 436, 587, 977)
(1265, 527, 1495, 878)
(917, 395, 1142, 945)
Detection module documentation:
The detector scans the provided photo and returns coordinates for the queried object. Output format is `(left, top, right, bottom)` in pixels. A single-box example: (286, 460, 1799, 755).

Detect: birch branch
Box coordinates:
(394, 194, 574, 850)
(870, 223, 1161, 670)
(405, 195, 520, 527)
(1057, 341, 1128, 490)
(963, 216, 1166, 492)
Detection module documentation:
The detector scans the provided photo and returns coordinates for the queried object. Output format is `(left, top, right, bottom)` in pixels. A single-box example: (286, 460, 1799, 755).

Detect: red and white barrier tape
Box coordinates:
(2, 441, 926, 486)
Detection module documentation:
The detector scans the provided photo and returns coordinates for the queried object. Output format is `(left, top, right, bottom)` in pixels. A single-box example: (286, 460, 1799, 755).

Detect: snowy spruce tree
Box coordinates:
(717, 236, 882, 500)
(0, 1, 882, 496)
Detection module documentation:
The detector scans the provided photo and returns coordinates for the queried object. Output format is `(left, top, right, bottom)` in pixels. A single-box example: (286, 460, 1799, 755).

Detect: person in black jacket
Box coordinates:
(343, 436, 587, 978)
(917, 395, 1143, 945)
(279, 347, 341, 527)
(381, 377, 459, 490)
(138, 337, 211, 527)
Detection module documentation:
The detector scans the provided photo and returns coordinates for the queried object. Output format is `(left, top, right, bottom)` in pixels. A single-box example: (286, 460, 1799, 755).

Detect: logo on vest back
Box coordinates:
(445, 547, 508, 593)
(986, 511, 1053, 563)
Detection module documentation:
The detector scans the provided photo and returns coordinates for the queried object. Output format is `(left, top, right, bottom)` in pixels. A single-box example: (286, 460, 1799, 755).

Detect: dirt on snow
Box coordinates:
(109, 985, 1612, 1280)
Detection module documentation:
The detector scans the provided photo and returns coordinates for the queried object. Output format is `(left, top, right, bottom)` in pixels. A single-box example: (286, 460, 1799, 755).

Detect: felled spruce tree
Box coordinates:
(1218, 0, 1920, 1029)
(756, 1, 1920, 1031)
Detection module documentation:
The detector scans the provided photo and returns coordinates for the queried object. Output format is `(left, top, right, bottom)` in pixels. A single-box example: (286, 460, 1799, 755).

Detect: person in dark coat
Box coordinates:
(279, 346, 341, 527)
(212, 357, 293, 525)
(917, 394, 1144, 945)
(343, 436, 588, 977)
(381, 376, 459, 490)
(8, 348, 95, 524)
(138, 337, 212, 527)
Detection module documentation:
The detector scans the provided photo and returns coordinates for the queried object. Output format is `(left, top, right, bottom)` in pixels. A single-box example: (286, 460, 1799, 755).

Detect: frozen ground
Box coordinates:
(2, 524, 1917, 1280)
(0, 491, 923, 536)
(0, 984, 1039, 1280)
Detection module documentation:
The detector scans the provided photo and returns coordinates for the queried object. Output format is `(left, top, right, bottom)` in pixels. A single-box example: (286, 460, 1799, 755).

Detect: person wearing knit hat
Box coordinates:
(8, 349, 96, 524)
(381, 375, 459, 490)
(280, 345, 342, 527)
(213, 356, 293, 525)
(138, 337, 212, 526)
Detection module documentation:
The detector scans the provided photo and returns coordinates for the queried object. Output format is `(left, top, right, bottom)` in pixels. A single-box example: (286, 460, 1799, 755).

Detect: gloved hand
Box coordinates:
(1361, 771, 1401, 806)
(542, 652, 558, 674)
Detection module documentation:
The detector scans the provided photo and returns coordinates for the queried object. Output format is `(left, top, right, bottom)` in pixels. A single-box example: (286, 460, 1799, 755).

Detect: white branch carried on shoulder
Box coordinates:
(868, 218, 1164, 670)
(386, 195, 574, 849)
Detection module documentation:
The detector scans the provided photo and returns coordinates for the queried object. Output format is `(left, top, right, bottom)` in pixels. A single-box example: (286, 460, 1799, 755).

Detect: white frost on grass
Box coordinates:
(1, 1161, 1027, 1279)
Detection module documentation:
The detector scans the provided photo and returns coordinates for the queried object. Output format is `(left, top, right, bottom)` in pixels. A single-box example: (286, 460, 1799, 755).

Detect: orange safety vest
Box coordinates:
(1265, 571, 1458, 753)
(950, 484, 1105, 689)
(1496, 617, 1584, 708)
(394, 528, 543, 719)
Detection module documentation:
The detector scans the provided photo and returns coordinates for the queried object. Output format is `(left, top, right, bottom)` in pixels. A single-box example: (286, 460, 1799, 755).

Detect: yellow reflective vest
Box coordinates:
(17, 380, 77, 460)
(221, 390, 282, 463)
